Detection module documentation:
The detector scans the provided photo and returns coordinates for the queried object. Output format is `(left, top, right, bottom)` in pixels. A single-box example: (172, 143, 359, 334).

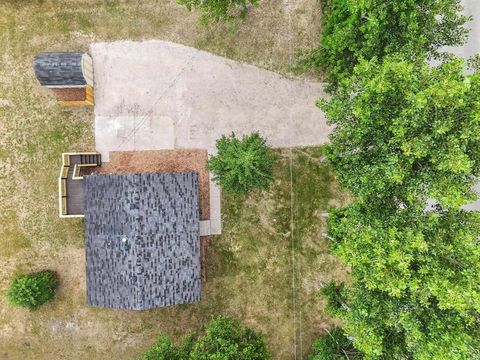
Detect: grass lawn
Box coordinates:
(0, 1, 347, 359)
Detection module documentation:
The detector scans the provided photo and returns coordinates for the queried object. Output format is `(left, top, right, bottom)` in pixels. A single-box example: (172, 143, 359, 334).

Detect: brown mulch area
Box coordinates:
(51, 87, 86, 101)
(95, 150, 210, 220)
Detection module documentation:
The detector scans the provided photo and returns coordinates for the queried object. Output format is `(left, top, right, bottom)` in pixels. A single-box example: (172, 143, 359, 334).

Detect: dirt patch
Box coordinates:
(95, 150, 210, 220)
(51, 88, 86, 101)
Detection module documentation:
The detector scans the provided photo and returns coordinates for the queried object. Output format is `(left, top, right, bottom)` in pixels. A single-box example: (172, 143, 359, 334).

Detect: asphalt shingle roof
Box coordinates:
(84, 172, 201, 310)
(34, 52, 86, 87)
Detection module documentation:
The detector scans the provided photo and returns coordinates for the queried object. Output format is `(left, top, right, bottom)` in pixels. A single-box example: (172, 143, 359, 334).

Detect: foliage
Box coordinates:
(191, 316, 271, 359)
(309, 327, 363, 360)
(319, 56, 480, 210)
(298, 0, 470, 88)
(208, 132, 276, 195)
(7, 270, 58, 310)
(142, 334, 195, 360)
(326, 205, 480, 358)
(318, 53, 480, 357)
(320, 282, 348, 317)
(141, 316, 270, 360)
(177, 0, 258, 25)
(468, 54, 480, 72)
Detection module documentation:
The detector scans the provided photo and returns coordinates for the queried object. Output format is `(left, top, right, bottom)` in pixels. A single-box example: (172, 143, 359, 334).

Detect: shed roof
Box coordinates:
(34, 52, 86, 87)
(84, 172, 201, 310)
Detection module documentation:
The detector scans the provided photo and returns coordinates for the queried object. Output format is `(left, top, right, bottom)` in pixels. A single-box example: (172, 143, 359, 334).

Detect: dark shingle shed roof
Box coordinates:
(34, 52, 86, 87)
(84, 172, 201, 310)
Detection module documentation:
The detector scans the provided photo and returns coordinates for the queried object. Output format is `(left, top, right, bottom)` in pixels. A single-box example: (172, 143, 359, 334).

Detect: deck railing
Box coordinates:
(58, 152, 101, 218)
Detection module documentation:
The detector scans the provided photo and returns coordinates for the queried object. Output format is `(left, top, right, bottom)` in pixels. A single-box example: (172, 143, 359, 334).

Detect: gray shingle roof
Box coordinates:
(34, 52, 86, 87)
(84, 172, 201, 310)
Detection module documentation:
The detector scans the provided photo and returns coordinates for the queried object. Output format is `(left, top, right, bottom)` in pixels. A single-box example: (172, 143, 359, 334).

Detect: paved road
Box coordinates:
(459, 0, 480, 58)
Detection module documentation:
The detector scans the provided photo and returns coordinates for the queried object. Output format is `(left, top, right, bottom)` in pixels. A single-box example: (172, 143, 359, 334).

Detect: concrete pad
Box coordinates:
(200, 220, 211, 236)
(91, 40, 331, 154)
(209, 179, 222, 235)
(95, 115, 175, 160)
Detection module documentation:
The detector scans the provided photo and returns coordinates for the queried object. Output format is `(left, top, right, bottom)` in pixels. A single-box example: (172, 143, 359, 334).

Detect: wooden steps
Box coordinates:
(58, 85, 94, 107)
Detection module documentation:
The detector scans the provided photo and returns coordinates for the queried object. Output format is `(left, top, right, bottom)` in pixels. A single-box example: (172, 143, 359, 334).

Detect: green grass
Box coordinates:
(0, 1, 342, 359)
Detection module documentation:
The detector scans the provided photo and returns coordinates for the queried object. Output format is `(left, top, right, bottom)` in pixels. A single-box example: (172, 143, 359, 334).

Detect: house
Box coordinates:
(58, 153, 202, 309)
(84, 172, 201, 309)
(33, 52, 94, 106)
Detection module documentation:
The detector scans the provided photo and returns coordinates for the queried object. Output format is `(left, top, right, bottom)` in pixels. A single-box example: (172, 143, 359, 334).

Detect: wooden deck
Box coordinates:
(59, 153, 101, 217)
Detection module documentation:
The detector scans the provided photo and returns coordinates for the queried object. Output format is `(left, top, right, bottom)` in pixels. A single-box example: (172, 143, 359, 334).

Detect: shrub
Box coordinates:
(7, 270, 58, 310)
(208, 132, 276, 195)
(141, 316, 271, 360)
(177, 0, 258, 25)
(191, 316, 270, 359)
(309, 327, 362, 360)
(298, 0, 470, 89)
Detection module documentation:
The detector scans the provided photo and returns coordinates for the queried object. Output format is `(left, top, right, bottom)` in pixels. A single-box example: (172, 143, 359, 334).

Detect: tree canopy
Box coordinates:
(208, 132, 276, 195)
(142, 316, 270, 360)
(319, 56, 480, 210)
(299, 0, 470, 88)
(327, 206, 480, 358)
(308, 326, 363, 360)
(315, 55, 480, 358)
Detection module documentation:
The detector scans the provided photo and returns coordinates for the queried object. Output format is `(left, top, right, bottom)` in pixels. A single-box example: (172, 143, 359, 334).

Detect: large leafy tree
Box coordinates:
(316, 55, 480, 358)
(208, 132, 276, 195)
(299, 0, 470, 88)
(319, 56, 480, 210)
(141, 316, 270, 360)
(326, 206, 480, 359)
(177, 0, 258, 24)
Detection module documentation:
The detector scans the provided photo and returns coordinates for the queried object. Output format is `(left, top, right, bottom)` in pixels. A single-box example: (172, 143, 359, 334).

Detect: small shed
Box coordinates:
(34, 52, 94, 106)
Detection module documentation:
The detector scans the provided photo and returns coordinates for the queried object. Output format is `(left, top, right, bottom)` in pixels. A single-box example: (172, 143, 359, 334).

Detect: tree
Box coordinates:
(7, 270, 58, 310)
(141, 316, 270, 360)
(191, 316, 270, 359)
(317, 55, 480, 358)
(325, 205, 480, 359)
(298, 0, 470, 88)
(177, 0, 258, 25)
(208, 132, 276, 195)
(309, 327, 363, 360)
(319, 56, 480, 210)
(142, 334, 195, 360)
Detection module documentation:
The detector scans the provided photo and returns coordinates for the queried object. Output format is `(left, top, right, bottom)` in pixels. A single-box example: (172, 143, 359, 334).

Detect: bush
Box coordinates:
(309, 327, 362, 360)
(177, 0, 258, 25)
(7, 270, 58, 310)
(191, 316, 270, 359)
(208, 132, 276, 195)
(298, 0, 469, 89)
(141, 316, 270, 360)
